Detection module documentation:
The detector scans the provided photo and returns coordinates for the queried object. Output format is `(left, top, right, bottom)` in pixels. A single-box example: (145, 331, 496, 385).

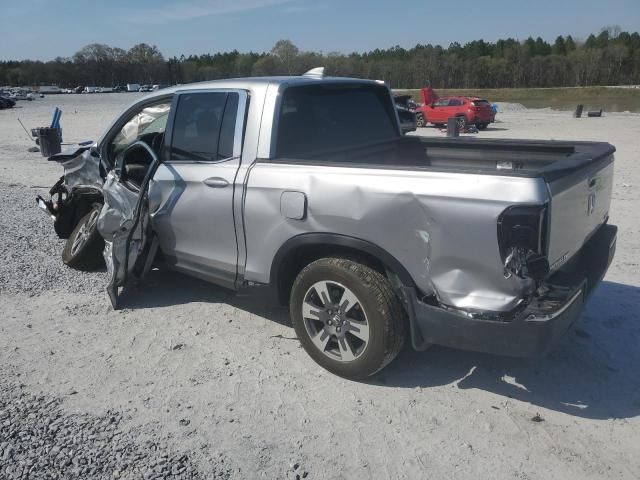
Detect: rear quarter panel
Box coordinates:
(243, 162, 549, 312)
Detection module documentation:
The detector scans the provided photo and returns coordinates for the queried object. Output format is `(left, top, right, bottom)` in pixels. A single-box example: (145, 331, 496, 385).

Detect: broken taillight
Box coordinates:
(497, 205, 550, 281)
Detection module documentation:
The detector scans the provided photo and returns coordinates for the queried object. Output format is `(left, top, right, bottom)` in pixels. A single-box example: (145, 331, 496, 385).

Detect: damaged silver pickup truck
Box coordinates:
(38, 70, 617, 379)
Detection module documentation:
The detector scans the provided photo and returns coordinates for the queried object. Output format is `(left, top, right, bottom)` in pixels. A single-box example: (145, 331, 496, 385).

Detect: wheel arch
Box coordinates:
(270, 233, 416, 305)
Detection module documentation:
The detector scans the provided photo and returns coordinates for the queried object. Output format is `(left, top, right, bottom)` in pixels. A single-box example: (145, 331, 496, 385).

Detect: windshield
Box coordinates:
(275, 83, 399, 158)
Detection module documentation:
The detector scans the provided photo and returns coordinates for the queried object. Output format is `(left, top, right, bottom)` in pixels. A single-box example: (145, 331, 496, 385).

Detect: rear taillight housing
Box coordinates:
(497, 205, 549, 281)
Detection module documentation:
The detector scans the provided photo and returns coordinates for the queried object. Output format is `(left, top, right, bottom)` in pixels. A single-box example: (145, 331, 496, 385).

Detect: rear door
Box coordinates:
(150, 89, 247, 288)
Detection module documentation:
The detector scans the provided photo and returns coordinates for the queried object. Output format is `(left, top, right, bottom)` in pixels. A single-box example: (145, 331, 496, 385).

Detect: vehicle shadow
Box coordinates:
(117, 268, 292, 328)
(118, 272, 640, 419)
(376, 280, 640, 420)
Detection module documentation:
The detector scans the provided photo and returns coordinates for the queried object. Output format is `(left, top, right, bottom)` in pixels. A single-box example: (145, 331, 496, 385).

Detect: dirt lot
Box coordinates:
(1, 94, 639, 479)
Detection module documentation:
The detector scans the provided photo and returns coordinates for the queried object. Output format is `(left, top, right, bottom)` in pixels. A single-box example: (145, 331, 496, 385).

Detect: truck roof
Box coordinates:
(141, 75, 383, 100)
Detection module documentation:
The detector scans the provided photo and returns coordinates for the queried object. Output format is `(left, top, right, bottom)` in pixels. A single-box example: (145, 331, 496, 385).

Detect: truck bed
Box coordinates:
(271, 135, 615, 295)
(277, 136, 615, 181)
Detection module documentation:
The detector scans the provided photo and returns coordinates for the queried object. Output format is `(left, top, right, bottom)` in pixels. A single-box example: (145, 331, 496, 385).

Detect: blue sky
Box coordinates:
(2, 0, 639, 60)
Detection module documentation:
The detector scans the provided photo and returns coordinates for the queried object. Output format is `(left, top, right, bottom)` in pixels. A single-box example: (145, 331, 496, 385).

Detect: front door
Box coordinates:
(150, 89, 247, 288)
(98, 98, 173, 308)
(427, 98, 452, 123)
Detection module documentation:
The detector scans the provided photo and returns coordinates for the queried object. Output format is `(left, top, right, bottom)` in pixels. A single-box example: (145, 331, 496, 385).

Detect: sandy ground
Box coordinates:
(1, 94, 639, 479)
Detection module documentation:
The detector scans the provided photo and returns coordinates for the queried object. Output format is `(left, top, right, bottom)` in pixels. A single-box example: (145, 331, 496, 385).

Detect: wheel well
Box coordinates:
(271, 235, 415, 305)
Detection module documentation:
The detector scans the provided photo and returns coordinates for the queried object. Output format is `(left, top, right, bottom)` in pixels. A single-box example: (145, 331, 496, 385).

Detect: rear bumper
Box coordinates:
(470, 114, 494, 124)
(406, 223, 617, 357)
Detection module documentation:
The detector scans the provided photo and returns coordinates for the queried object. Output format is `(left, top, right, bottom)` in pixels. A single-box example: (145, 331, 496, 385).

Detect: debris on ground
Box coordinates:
(531, 413, 545, 423)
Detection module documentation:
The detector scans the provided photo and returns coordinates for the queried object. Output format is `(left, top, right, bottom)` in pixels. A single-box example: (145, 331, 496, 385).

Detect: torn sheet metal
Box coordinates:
(49, 146, 103, 190)
(97, 171, 151, 308)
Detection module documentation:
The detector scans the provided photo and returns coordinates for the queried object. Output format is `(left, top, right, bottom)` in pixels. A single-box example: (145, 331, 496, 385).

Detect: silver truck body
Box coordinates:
(87, 74, 616, 359)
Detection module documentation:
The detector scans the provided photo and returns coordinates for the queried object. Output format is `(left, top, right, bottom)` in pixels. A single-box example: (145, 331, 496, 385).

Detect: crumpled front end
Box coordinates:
(35, 146, 104, 239)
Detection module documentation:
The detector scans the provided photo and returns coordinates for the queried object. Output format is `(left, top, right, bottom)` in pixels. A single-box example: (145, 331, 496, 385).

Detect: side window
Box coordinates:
(218, 93, 239, 159)
(108, 101, 171, 163)
(433, 99, 450, 107)
(170, 92, 239, 162)
(449, 99, 463, 106)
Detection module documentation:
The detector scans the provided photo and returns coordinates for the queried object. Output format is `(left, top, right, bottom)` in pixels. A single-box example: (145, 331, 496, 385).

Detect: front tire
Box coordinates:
(62, 205, 104, 271)
(455, 116, 467, 130)
(476, 122, 488, 130)
(415, 112, 426, 128)
(290, 258, 405, 379)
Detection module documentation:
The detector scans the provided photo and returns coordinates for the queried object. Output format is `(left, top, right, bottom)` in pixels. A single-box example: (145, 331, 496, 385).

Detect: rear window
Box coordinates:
(275, 84, 399, 158)
(472, 99, 490, 106)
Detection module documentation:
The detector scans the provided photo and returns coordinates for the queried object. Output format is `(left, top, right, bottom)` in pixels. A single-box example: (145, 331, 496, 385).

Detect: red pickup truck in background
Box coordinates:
(415, 87, 495, 130)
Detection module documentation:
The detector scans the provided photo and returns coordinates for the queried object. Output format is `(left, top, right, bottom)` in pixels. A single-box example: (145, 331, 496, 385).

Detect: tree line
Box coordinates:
(1, 27, 639, 89)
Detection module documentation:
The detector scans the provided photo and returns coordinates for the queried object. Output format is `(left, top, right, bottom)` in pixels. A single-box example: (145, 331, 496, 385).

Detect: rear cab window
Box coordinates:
(275, 83, 399, 158)
(170, 91, 240, 162)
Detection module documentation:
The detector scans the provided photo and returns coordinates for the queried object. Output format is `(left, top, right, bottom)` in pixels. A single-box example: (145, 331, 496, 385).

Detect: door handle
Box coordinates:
(203, 177, 229, 188)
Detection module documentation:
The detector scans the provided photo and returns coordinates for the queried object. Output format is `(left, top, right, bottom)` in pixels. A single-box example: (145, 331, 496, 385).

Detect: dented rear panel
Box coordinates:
(242, 163, 550, 312)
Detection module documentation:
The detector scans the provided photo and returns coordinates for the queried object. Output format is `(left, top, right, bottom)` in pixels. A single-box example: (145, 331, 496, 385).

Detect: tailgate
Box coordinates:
(546, 152, 614, 272)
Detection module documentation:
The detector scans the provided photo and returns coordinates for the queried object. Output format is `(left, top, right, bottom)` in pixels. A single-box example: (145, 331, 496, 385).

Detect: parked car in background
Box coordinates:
(37, 85, 62, 94)
(394, 94, 417, 134)
(84, 86, 99, 94)
(9, 90, 34, 101)
(36, 70, 616, 380)
(139, 85, 153, 92)
(0, 96, 17, 109)
(415, 87, 495, 130)
(113, 85, 127, 93)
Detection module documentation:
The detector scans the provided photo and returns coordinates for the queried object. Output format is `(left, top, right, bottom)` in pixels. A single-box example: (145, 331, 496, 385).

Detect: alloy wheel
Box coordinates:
(70, 209, 99, 256)
(301, 280, 370, 362)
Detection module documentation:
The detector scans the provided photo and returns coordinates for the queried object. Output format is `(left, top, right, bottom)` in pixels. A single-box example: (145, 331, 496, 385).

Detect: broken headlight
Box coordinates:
(497, 205, 549, 282)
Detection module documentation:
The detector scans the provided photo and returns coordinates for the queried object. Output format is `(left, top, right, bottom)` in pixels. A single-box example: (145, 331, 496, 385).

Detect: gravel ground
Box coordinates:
(1, 367, 206, 479)
(0, 182, 106, 296)
(1, 95, 639, 479)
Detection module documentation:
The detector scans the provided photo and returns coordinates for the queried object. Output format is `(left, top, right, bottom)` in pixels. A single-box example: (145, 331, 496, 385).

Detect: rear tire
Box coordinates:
(62, 205, 104, 271)
(290, 258, 405, 380)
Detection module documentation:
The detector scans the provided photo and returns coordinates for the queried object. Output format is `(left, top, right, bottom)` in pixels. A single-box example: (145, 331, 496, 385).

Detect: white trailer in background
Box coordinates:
(126, 84, 141, 92)
(36, 85, 62, 94)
